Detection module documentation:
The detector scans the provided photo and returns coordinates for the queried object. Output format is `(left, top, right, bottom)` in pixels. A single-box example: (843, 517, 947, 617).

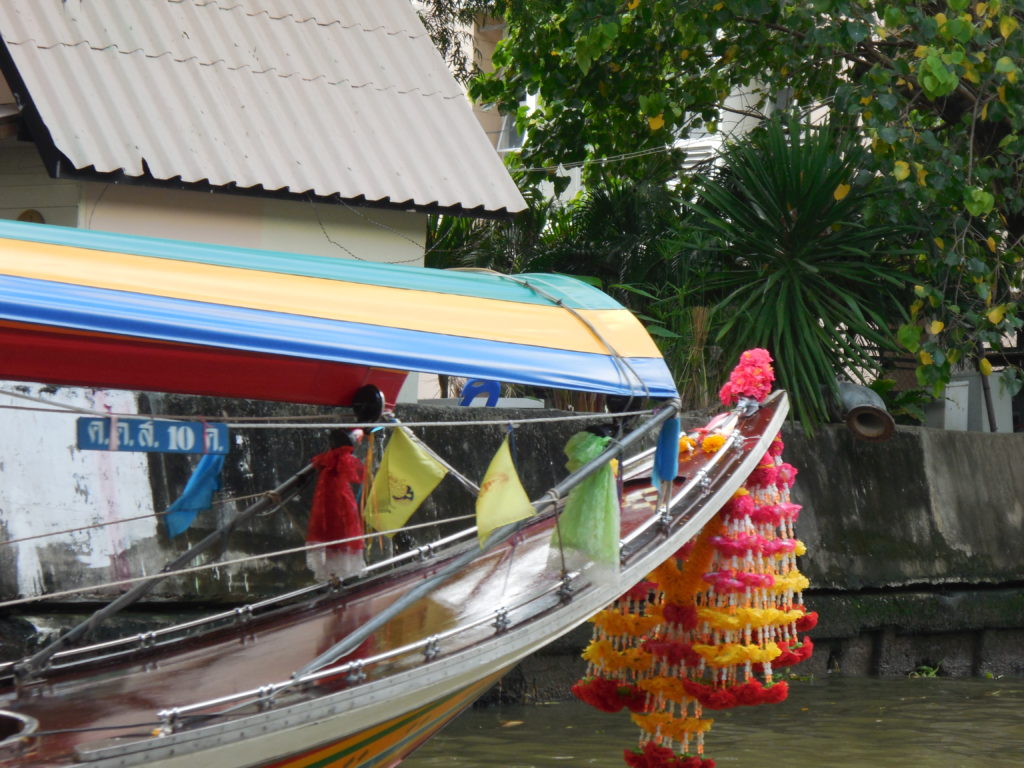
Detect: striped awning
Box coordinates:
(0, 221, 678, 406)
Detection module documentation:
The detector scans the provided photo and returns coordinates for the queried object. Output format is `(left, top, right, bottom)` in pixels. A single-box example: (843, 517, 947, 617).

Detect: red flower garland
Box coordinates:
(681, 679, 789, 710)
(625, 742, 716, 768)
(572, 677, 648, 714)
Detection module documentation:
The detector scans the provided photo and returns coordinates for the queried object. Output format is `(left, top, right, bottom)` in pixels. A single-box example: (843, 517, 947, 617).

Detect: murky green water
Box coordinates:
(404, 676, 1024, 767)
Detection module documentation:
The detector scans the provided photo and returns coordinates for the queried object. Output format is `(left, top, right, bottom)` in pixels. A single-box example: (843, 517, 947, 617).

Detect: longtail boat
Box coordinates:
(0, 219, 788, 767)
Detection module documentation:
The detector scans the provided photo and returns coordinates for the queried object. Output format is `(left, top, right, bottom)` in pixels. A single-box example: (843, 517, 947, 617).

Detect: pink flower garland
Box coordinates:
(718, 348, 775, 406)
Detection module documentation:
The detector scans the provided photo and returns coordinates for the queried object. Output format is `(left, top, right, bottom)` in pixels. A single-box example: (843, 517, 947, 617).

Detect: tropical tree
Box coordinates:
(417, 0, 496, 83)
(427, 172, 681, 305)
(663, 117, 914, 428)
(469, 0, 1024, 399)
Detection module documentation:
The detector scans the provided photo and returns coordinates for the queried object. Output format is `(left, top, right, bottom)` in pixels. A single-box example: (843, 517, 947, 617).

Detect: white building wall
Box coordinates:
(0, 386, 157, 598)
(78, 183, 427, 266)
(0, 150, 427, 599)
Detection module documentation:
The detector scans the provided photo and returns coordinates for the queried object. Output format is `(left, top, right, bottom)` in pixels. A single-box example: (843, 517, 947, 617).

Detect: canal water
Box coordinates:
(403, 676, 1024, 767)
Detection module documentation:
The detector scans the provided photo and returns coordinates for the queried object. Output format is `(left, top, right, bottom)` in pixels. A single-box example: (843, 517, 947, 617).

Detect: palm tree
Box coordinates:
(665, 116, 917, 429)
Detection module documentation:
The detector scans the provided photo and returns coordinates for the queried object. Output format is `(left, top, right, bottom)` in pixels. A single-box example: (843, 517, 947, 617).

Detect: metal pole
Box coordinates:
(978, 342, 998, 432)
(294, 400, 680, 679)
(17, 463, 317, 679)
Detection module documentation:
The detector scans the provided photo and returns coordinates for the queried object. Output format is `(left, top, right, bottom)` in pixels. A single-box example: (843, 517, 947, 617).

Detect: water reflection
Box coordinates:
(403, 676, 1024, 767)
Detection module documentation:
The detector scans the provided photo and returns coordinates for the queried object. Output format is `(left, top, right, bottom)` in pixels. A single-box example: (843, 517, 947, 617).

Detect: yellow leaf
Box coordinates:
(979, 358, 993, 376)
(859, 96, 872, 106)
(987, 305, 1006, 324)
(893, 160, 910, 181)
(929, 320, 945, 335)
(628, 0, 640, 8)
(987, 235, 997, 252)
(976, 2, 988, 15)
(982, 102, 989, 120)
(712, 1, 724, 9)
(964, 64, 980, 84)
(935, 13, 947, 27)
(919, 350, 934, 366)
(934, 236, 945, 249)
(647, 114, 665, 131)
(833, 183, 851, 201)
(916, 165, 928, 186)
(911, 299, 924, 318)
(914, 44, 929, 58)
(914, 284, 928, 297)
(998, 85, 1007, 103)
(680, 49, 690, 60)
(1000, 15, 1019, 37)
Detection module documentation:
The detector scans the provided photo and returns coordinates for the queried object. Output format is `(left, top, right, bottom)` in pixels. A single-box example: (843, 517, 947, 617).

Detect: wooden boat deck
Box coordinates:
(0, 397, 785, 767)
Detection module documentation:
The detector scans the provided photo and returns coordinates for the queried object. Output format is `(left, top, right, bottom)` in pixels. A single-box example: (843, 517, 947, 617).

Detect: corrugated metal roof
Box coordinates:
(0, 0, 525, 216)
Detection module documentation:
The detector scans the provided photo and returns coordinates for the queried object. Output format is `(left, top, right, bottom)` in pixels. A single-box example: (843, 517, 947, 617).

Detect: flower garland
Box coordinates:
(572, 350, 817, 768)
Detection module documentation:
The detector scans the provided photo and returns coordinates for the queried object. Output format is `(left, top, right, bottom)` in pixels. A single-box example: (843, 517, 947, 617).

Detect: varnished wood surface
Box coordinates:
(0, 398, 783, 766)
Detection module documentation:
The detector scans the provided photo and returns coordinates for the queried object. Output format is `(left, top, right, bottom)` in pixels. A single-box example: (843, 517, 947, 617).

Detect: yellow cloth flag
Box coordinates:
(364, 429, 447, 535)
(475, 436, 535, 547)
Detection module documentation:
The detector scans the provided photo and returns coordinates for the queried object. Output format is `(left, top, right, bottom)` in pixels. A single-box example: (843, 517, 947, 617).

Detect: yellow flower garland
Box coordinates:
(697, 607, 805, 632)
(582, 639, 653, 673)
(700, 434, 726, 453)
(691, 641, 781, 667)
(591, 609, 662, 636)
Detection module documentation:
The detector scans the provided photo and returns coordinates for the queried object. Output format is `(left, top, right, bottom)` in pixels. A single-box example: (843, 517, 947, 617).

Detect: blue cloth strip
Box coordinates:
(164, 453, 226, 537)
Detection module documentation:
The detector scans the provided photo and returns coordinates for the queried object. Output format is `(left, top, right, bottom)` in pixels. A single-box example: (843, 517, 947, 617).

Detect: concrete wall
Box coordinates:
(505, 423, 1024, 695)
(787, 425, 1024, 589)
(2, 408, 1022, 677)
(0, 140, 77, 226)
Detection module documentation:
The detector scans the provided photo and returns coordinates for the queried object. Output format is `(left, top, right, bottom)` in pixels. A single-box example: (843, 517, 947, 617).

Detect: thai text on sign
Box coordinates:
(76, 417, 229, 454)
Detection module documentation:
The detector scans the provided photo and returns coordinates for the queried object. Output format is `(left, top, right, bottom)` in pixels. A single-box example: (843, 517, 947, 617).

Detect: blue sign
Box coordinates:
(76, 417, 229, 455)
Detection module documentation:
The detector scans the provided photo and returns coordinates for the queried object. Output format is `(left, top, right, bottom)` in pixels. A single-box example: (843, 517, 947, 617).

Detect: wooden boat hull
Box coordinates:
(0, 394, 788, 768)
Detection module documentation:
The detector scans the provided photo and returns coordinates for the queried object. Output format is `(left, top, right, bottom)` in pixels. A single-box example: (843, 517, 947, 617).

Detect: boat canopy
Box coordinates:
(0, 220, 678, 407)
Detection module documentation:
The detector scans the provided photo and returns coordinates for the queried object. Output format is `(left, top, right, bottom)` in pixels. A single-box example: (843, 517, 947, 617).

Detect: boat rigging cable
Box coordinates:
(0, 386, 656, 428)
(10, 399, 678, 676)
(14, 463, 318, 678)
(497, 273, 650, 400)
(293, 400, 680, 679)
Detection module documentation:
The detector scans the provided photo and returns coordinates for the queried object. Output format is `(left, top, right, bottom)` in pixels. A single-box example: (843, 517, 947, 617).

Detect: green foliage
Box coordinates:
(426, 173, 681, 308)
(909, 662, 943, 678)
(868, 379, 932, 425)
(470, 0, 1024, 400)
(417, 0, 496, 83)
(667, 118, 914, 429)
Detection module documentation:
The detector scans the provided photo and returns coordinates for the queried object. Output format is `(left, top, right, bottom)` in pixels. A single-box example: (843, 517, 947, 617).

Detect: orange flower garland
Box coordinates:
(572, 350, 816, 768)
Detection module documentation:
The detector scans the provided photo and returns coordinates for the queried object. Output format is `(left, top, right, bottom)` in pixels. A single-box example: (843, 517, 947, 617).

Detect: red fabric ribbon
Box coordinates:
(306, 445, 365, 553)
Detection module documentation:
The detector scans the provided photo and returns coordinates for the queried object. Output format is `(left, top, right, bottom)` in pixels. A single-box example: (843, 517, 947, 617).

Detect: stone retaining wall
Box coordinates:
(497, 423, 1024, 699)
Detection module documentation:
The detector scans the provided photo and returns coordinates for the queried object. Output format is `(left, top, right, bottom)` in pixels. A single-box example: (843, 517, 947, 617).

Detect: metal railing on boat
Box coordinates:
(1, 399, 683, 681)
(155, 572, 577, 728)
(151, 394, 788, 728)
